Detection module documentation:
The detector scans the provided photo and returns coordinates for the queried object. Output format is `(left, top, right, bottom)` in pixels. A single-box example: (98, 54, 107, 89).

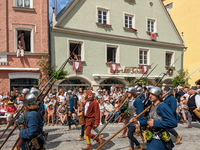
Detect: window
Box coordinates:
(165, 52, 173, 67)
(147, 18, 157, 33)
(97, 7, 110, 25)
(68, 39, 84, 61)
(107, 47, 117, 63)
(124, 13, 135, 29)
(139, 49, 149, 65)
(17, 30, 31, 52)
(15, 0, 32, 8)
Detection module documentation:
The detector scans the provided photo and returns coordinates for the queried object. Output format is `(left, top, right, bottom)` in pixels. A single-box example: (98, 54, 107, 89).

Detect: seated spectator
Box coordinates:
(104, 99, 114, 122)
(0, 102, 6, 116)
(16, 94, 24, 110)
(6, 101, 17, 126)
(57, 101, 67, 126)
(47, 103, 55, 126)
(99, 99, 105, 125)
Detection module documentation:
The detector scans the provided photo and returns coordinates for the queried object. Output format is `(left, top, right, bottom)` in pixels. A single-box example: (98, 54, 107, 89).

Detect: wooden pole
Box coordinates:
(93, 97, 129, 140)
(0, 128, 16, 149)
(96, 105, 152, 150)
(112, 114, 122, 124)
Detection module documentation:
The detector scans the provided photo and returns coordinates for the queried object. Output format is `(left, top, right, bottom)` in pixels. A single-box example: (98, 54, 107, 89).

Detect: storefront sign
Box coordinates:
(109, 66, 142, 74)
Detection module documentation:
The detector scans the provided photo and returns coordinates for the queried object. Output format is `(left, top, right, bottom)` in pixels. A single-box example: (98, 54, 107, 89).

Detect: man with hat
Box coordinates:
(132, 87, 177, 150)
(186, 86, 200, 128)
(81, 90, 103, 150)
(163, 86, 182, 144)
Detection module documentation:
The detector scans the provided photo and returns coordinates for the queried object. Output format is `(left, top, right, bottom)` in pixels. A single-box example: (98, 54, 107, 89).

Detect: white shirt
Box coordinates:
(84, 101, 90, 115)
(184, 93, 189, 100)
(58, 95, 66, 103)
(0, 95, 2, 100)
(195, 94, 200, 108)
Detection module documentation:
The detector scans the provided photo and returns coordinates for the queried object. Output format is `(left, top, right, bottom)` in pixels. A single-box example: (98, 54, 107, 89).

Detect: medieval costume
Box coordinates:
(138, 87, 177, 150)
(81, 90, 103, 150)
(163, 86, 182, 144)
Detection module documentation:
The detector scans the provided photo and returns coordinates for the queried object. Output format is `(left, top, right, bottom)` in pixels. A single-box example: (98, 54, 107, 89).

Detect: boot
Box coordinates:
(75, 122, 78, 129)
(175, 135, 182, 144)
(118, 134, 126, 138)
(98, 139, 104, 146)
(129, 147, 134, 150)
(76, 135, 84, 141)
(185, 125, 192, 128)
(99, 133, 104, 139)
(81, 144, 92, 150)
(137, 145, 144, 150)
(65, 127, 71, 131)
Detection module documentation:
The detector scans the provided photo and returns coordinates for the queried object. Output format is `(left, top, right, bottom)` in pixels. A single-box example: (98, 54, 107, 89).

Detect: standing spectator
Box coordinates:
(52, 89, 57, 96)
(102, 91, 109, 102)
(17, 31, 26, 50)
(57, 91, 67, 104)
(78, 90, 84, 104)
(99, 99, 105, 125)
(110, 84, 115, 94)
(96, 90, 103, 102)
(6, 101, 17, 126)
(176, 86, 185, 103)
(73, 90, 79, 110)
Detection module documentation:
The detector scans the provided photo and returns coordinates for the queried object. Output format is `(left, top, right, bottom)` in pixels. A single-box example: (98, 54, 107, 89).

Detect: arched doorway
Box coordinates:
(100, 78, 125, 91)
(195, 79, 200, 85)
(163, 78, 173, 86)
(58, 78, 91, 91)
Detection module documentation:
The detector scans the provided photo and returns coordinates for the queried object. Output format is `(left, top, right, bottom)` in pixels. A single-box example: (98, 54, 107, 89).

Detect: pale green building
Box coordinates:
(50, 0, 185, 91)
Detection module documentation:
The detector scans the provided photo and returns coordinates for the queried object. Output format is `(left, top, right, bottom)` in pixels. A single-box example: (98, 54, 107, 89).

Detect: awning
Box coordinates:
(0, 68, 39, 71)
(93, 74, 162, 78)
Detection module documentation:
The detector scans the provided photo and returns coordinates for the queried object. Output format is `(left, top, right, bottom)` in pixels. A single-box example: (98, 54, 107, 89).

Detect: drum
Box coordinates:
(78, 112, 85, 125)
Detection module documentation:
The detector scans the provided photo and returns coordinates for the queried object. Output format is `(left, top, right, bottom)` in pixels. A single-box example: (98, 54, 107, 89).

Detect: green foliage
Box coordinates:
(53, 69, 69, 80)
(37, 54, 54, 75)
(125, 77, 136, 87)
(172, 69, 190, 87)
(124, 109, 130, 116)
(137, 78, 148, 86)
(167, 67, 174, 74)
(145, 131, 153, 141)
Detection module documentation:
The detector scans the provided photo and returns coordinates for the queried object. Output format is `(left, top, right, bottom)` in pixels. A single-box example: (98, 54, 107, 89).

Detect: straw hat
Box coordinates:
(8, 101, 14, 104)
(48, 103, 53, 107)
(104, 98, 109, 101)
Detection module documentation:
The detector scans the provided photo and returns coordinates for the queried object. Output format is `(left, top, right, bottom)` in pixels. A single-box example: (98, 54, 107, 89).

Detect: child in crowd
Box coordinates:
(6, 101, 17, 126)
(47, 103, 55, 126)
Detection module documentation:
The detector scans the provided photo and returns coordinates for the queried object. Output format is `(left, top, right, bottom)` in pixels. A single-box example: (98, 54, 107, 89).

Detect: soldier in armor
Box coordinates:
(17, 93, 46, 150)
(163, 86, 182, 144)
(126, 87, 144, 150)
(132, 87, 177, 150)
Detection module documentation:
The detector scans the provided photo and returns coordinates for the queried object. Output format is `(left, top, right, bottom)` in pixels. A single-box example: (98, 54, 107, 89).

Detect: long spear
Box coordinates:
(96, 90, 172, 150)
(184, 67, 200, 80)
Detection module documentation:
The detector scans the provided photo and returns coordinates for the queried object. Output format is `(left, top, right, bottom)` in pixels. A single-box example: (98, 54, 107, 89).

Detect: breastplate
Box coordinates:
(128, 99, 137, 117)
(148, 103, 162, 121)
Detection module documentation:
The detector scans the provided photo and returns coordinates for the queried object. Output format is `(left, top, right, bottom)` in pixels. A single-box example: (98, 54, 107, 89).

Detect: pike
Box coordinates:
(112, 114, 122, 124)
(0, 79, 4, 84)
(96, 90, 172, 150)
(1, 43, 81, 148)
(156, 48, 187, 85)
(184, 67, 200, 80)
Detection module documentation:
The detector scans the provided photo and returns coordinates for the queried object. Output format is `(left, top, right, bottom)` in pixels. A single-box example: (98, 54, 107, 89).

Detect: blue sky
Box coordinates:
(49, 0, 69, 22)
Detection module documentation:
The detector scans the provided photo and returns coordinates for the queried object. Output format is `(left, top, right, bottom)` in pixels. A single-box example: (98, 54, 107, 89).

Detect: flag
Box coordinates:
(73, 61, 81, 71)
(142, 65, 148, 74)
(110, 64, 118, 73)
(150, 32, 156, 41)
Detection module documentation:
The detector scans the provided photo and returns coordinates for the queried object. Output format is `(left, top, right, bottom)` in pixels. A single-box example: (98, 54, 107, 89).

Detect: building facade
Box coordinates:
(0, 0, 49, 92)
(163, 0, 200, 86)
(51, 0, 184, 91)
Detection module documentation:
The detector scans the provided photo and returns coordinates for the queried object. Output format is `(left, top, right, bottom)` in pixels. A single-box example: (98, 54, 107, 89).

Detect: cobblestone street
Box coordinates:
(1, 122, 200, 150)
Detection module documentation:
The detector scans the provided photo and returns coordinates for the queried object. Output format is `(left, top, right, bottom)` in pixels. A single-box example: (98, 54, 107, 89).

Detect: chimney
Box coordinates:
(52, 7, 57, 27)
(55, 0, 57, 16)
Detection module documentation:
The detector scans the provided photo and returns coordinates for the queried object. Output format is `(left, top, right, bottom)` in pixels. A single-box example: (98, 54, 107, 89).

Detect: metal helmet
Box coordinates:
(125, 89, 128, 93)
(24, 93, 37, 106)
(30, 88, 39, 97)
(147, 85, 154, 91)
(22, 88, 30, 95)
(137, 87, 142, 94)
(67, 90, 72, 95)
(149, 87, 161, 96)
(127, 87, 136, 94)
(134, 85, 139, 89)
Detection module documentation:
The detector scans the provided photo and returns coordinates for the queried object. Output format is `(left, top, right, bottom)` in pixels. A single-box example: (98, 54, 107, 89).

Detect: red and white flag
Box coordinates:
(110, 64, 118, 73)
(168, 67, 173, 75)
(142, 65, 148, 74)
(73, 61, 81, 71)
(150, 32, 156, 41)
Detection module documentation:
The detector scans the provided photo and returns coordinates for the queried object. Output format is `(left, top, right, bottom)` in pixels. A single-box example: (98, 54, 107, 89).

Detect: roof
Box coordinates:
(56, 0, 76, 21)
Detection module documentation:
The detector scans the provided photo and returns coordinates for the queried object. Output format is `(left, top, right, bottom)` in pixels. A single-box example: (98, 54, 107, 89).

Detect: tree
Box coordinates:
(125, 77, 136, 87)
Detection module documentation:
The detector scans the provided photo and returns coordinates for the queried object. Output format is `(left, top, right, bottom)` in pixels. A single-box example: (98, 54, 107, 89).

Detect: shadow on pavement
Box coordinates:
(47, 133, 64, 141)
(93, 140, 115, 150)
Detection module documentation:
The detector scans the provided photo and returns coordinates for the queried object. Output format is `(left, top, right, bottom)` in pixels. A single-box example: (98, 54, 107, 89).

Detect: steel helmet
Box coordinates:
(137, 87, 142, 94)
(67, 90, 72, 95)
(127, 87, 136, 94)
(30, 88, 39, 97)
(147, 85, 154, 91)
(149, 87, 161, 96)
(24, 93, 37, 106)
(22, 88, 30, 95)
(134, 85, 139, 89)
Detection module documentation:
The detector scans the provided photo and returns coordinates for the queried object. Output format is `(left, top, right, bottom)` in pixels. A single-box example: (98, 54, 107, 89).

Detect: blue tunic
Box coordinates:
(140, 103, 177, 150)
(127, 97, 144, 126)
(69, 96, 74, 112)
(139, 94, 145, 102)
(19, 111, 45, 150)
(164, 95, 177, 118)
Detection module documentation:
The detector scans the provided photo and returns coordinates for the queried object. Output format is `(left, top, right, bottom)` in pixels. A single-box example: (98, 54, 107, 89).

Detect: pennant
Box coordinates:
(73, 61, 81, 71)
(150, 32, 156, 41)
(142, 65, 148, 74)
(110, 64, 118, 73)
